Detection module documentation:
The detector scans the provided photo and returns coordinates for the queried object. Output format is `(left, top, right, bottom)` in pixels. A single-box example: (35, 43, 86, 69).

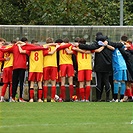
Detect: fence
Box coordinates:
(0, 25, 133, 43)
(0, 25, 133, 101)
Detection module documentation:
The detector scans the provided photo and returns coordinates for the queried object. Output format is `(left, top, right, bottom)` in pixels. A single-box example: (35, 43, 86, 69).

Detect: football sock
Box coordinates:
(85, 86, 91, 100)
(1, 84, 8, 96)
(114, 82, 119, 94)
(120, 82, 126, 95)
(120, 94, 124, 100)
(114, 94, 118, 100)
(38, 89, 42, 99)
(29, 88, 34, 99)
(76, 87, 80, 100)
(69, 85, 74, 99)
(43, 86, 48, 99)
(9, 83, 12, 97)
(51, 86, 56, 99)
(60, 86, 66, 100)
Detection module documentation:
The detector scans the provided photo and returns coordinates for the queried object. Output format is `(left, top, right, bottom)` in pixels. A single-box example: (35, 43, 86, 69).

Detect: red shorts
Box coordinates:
(43, 67, 58, 80)
(59, 64, 74, 77)
(28, 72, 43, 81)
(78, 70, 92, 82)
(3, 66, 13, 83)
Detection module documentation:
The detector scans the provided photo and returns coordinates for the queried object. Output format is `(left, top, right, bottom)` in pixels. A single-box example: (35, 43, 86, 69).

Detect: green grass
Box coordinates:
(0, 102, 133, 133)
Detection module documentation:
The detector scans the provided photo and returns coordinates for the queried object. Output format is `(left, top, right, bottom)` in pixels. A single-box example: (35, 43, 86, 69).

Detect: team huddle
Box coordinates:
(0, 32, 133, 102)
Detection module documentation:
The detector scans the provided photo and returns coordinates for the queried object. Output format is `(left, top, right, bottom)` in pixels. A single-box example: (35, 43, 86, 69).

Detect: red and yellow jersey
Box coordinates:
(0, 46, 6, 71)
(59, 43, 73, 65)
(77, 51, 92, 71)
(43, 45, 57, 67)
(29, 50, 43, 72)
(3, 45, 13, 68)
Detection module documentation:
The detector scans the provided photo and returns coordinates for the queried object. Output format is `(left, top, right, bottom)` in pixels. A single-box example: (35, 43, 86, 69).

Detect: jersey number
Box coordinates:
(62, 49, 67, 54)
(34, 52, 39, 61)
(82, 53, 87, 59)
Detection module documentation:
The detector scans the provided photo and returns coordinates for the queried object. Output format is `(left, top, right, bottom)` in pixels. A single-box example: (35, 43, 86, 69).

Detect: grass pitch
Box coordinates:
(0, 102, 133, 133)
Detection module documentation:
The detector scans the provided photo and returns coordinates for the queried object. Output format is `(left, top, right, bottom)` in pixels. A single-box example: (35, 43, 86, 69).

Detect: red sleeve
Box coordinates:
(0, 57, 5, 61)
(57, 43, 71, 51)
(91, 50, 95, 53)
(22, 45, 46, 51)
(26, 50, 31, 56)
(0, 45, 13, 53)
(0, 58, 5, 61)
(0, 51, 5, 61)
(43, 50, 49, 56)
(73, 50, 77, 55)
(70, 45, 77, 54)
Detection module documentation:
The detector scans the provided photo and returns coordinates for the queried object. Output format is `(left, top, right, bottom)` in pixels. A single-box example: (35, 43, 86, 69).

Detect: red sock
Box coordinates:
(51, 86, 56, 99)
(1, 84, 8, 96)
(30, 88, 34, 99)
(76, 87, 80, 100)
(9, 83, 12, 97)
(69, 85, 74, 99)
(60, 86, 66, 100)
(38, 89, 42, 99)
(43, 86, 48, 99)
(85, 86, 91, 100)
(84, 87, 86, 99)
(80, 88, 84, 100)
(131, 87, 133, 96)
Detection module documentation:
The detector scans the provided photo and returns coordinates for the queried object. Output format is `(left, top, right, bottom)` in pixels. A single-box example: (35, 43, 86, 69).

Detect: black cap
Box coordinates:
(96, 35, 106, 42)
(96, 32, 103, 37)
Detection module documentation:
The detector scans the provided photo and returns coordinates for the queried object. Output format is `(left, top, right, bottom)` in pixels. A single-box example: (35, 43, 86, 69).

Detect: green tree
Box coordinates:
(0, 0, 132, 25)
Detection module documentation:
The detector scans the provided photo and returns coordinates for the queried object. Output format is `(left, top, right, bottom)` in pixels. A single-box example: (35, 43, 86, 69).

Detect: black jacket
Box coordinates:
(79, 41, 124, 72)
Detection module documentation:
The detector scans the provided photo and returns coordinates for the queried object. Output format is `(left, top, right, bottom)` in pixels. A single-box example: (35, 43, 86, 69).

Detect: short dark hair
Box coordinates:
(21, 37, 28, 42)
(74, 37, 80, 42)
(79, 38, 86, 44)
(31, 39, 38, 44)
(0, 38, 6, 42)
(63, 38, 69, 43)
(46, 37, 53, 43)
(55, 39, 63, 43)
(11, 39, 17, 44)
(121, 35, 128, 42)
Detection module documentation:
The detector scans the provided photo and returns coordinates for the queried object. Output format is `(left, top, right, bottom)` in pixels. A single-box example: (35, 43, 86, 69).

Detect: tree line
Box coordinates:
(0, 0, 133, 25)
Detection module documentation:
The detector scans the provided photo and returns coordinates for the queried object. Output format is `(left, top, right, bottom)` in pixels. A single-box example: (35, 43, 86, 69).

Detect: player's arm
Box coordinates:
(94, 46, 105, 53)
(57, 43, 71, 50)
(48, 44, 60, 55)
(16, 41, 26, 46)
(106, 45, 115, 51)
(84, 50, 92, 54)
(72, 46, 91, 54)
(18, 44, 30, 56)
(45, 43, 56, 47)
(0, 45, 13, 53)
(73, 47, 92, 54)
(65, 48, 74, 54)
(0, 58, 5, 61)
(18, 44, 26, 53)
(96, 41, 115, 52)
